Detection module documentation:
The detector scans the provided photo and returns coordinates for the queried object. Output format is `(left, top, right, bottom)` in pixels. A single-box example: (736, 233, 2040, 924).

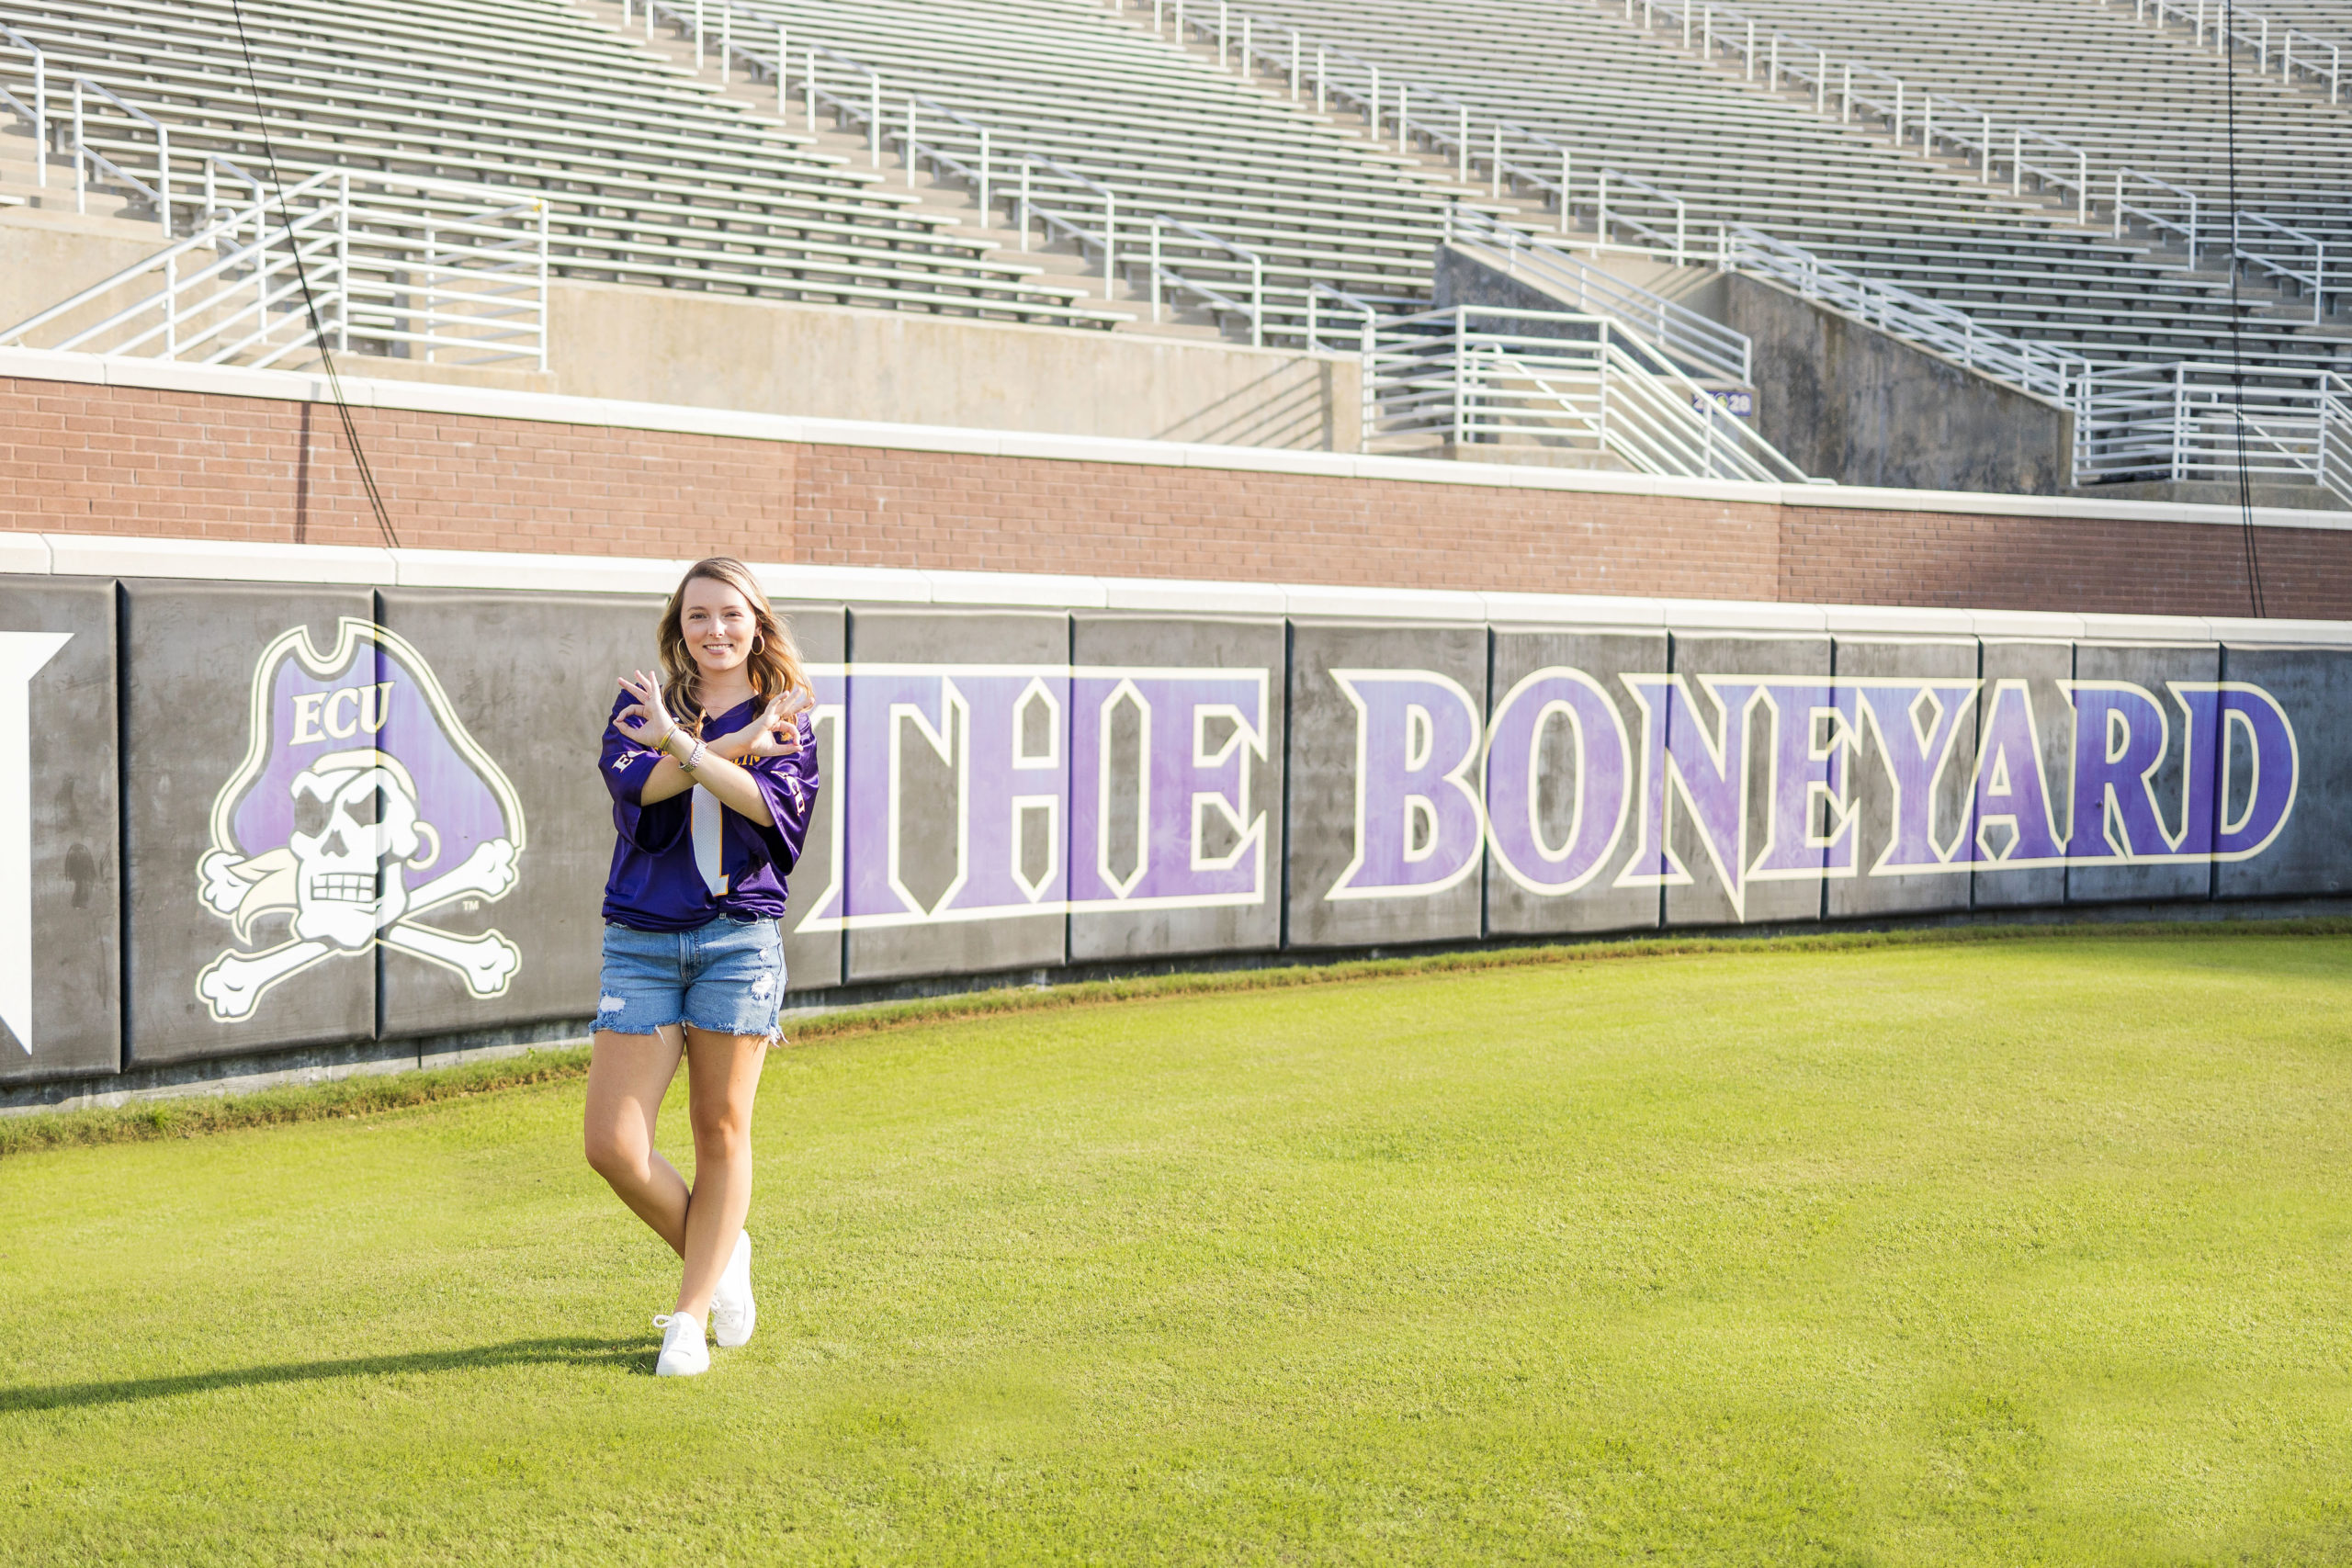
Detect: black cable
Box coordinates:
(2222, 0, 2263, 615)
(224, 0, 401, 551)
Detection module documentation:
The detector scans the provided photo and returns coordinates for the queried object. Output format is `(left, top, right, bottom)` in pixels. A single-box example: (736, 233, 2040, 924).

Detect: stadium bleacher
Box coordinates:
(0, 0, 1116, 326)
(3, 0, 2347, 495)
(674, 0, 1475, 341)
(1676, 0, 2351, 229)
(1190, 0, 2348, 379)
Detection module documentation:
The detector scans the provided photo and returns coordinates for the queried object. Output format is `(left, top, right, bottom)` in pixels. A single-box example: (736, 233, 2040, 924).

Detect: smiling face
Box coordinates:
(680, 576, 759, 684)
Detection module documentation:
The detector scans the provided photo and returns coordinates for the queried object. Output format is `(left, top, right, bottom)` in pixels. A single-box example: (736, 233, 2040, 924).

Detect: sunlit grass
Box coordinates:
(4, 933, 2348, 1564)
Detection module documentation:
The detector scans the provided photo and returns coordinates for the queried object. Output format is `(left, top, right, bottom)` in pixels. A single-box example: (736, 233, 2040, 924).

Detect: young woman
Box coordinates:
(584, 556, 820, 1378)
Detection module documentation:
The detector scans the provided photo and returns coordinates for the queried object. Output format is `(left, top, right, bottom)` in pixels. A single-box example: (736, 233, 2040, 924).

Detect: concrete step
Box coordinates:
(0, 117, 168, 230)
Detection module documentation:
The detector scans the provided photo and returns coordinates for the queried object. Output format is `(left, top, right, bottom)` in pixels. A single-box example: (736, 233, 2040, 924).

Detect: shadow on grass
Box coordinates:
(0, 1336, 646, 1413)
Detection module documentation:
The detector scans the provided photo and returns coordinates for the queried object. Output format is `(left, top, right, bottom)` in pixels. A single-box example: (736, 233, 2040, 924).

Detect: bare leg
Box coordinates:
(673, 1027, 769, 1319)
(583, 1027, 691, 1257)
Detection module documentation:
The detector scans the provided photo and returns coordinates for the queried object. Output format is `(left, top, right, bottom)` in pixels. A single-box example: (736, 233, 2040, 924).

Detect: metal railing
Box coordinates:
(2124, 0, 2343, 101)
(1158, 0, 2352, 496)
(1724, 225, 2094, 404)
(1151, 0, 2352, 502)
(1362, 305, 1812, 482)
(2076, 364, 2352, 502)
(1443, 205, 1750, 383)
(67, 74, 169, 233)
(2324, 375, 2352, 504)
(628, 0, 1314, 338)
(0, 34, 174, 235)
(2233, 212, 2335, 323)
(1143, 215, 1263, 345)
(0, 23, 44, 188)
(0, 168, 551, 370)
(1614, 0, 2339, 291)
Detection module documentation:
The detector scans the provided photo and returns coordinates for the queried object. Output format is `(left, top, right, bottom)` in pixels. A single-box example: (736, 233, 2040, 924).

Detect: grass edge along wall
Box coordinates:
(3, 557, 2349, 1089)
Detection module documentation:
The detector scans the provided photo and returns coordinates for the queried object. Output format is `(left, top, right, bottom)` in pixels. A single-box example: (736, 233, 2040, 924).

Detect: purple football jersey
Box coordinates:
(600, 693, 820, 931)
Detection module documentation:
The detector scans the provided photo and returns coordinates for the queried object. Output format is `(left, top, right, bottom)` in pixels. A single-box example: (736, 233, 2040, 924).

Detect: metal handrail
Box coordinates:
(0, 166, 553, 371)
(2320, 372, 2352, 504)
(1443, 205, 1751, 383)
(1623, 0, 2334, 253)
(2124, 0, 2343, 101)
(1173, 0, 2331, 492)
(667, 11, 1293, 335)
(1724, 224, 2094, 405)
(2235, 212, 2332, 324)
(0, 24, 46, 188)
(2111, 168, 2201, 257)
(69, 74, 169, 236)
(1363, 304, 1810, 482)
(2075, 362, 2352, 494)
(1145, 214, 1263, 345)
(1624, 0, 2108, 222)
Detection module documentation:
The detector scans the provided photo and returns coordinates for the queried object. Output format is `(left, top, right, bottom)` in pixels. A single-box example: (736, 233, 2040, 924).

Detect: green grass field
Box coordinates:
(6, 931, 2351, 1565)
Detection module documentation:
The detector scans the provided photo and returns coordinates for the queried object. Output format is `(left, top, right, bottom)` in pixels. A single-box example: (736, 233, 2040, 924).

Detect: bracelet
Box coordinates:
(682, 738, 707, 773)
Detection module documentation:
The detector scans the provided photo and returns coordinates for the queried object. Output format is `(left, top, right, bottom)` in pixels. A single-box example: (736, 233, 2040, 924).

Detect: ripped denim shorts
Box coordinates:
(595, 917, 786, 1042)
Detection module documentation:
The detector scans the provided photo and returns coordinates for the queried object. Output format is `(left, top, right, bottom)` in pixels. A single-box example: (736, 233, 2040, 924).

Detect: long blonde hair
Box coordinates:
(657, 557, 813, 749)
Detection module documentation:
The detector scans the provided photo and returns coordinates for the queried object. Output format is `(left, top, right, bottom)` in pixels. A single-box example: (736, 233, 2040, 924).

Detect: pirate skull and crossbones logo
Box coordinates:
(193, 620, 526, 1023)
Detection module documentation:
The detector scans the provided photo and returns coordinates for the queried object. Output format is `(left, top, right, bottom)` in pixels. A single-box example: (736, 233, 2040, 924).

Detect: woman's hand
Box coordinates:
(710, 694, 805, 761)
(613, 670, 679, 751)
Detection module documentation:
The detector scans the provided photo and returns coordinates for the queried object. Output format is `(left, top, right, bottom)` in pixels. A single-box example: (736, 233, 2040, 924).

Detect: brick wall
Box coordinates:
(3, 375, 2343, 617)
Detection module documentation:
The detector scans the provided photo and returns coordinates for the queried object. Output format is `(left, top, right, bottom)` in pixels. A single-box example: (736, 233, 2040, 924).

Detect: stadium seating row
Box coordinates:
(0, 0, 1120, 327)
(1205, 0, 2350, 381)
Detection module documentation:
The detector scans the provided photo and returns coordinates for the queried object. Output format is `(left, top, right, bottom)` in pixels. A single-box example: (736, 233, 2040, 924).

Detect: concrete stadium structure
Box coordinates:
(6, 0, 2347, 496)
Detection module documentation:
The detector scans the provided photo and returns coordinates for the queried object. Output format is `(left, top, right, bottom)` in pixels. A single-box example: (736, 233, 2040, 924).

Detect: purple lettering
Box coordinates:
(1857, 682, 1980, 872)
(1750, 682, 1860, 878)
(2064, 682, 2173, 860)
(839, 668, 949, 919)
(1615, 676, 1763, 902)
(942, 673, 1069, 913)
(2208, 683, 2299, 858)
(1970, 680, 2066, 864)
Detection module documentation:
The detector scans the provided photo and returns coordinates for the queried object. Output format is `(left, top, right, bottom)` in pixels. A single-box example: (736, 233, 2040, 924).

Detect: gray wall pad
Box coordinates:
(0, 576, 120, 1082)
(373, 589, 663, 1037)
(124, 581, 381, 1065)
(2066, 642, 2222, 907)
(1485, 626, 1667, 937)
(1069, 614, 1287, 963)
(2214, 645, 2352, 899)
(778, 606, 847, 993)
(1286, 621, 1489, 949)
(19, 576, 2352, 1087)
(1828, 637, 1983, 919)
(1972, 640, 2075, 910)
(841, 608, 1071, 982)
(1660, 634, 1834, 928)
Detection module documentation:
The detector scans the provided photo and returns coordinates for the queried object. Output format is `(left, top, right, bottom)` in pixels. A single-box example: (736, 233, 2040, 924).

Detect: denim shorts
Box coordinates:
(595, 917, 786, 1041)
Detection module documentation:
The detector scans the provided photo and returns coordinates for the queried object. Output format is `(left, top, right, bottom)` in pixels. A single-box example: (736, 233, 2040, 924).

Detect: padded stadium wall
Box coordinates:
(3, 536, 2349, 1106)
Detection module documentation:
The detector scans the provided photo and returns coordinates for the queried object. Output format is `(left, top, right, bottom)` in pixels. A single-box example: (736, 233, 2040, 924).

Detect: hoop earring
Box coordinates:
(752, 635, 764, 654)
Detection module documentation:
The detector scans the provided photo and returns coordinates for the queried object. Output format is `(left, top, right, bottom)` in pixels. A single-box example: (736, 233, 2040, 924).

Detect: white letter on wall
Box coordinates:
(0, 633, 71, 1055)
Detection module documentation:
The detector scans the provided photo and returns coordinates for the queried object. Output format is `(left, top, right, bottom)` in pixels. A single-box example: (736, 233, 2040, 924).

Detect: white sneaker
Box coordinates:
(652, 1313, 708, 1378)
(711, 1230, 756, 1348)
